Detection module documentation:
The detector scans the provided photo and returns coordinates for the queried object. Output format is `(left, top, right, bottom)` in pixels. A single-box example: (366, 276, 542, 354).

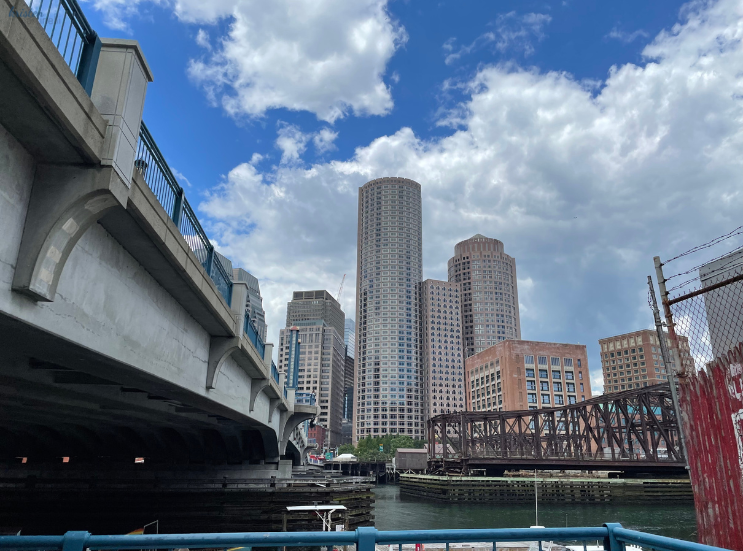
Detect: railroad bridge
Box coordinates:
(427, 384, 686, 474)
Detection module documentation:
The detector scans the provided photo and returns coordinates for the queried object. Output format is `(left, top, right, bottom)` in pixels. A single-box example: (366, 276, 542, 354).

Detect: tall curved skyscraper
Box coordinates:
(448, 235, 521, 358)
(353, 177, 423, 443)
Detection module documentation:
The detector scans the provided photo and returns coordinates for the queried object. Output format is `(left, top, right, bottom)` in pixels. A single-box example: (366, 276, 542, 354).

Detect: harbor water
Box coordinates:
(372, 484, 697, 542)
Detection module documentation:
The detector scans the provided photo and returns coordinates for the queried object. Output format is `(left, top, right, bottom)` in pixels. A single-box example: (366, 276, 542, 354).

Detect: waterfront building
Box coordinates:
(279, 290, 346, 446)
(353, 177, 423, 442)
(343, 352, 355, 422)
(307, 424, 327, 449)
(599, 330, 692, 393)
(420, 279, 465, 423)
(286, 290, 344, 337)
(345, 318, 356, 358)
(232, 267, 268, 341)
(448, 235, 521, 359)
(465, 340, 591, 411)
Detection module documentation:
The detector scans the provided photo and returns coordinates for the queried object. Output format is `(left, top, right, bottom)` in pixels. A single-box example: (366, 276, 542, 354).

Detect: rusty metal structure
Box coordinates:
(427, 383, 685, 474)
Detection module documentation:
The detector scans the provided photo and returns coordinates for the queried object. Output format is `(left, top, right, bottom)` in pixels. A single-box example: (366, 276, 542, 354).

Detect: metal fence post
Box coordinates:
(76, 34, 101, 96)
(603, 523, 622, 551)
(648, 275, 689, 467)
(61, 531, 90, 551)
(205, 246, 215, 277)
(356, 526, 377, 551)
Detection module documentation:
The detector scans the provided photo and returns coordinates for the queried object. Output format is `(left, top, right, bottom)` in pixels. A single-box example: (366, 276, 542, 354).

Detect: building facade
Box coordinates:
(598, 330, 692, 393)
(286, 290, 344, 337)
(232, 267, 267, 341)
(343, 352, 355, 422)
(421, 279, 465, 423)
(448, 235, 521, 358)
(465, 340, 591, 412)
(353, 177, 423, 443)
(283, 326, 301, 389)
(700, 249, 743, 359)
(279, 290, 346, 447)
(345, 318, 356, 358)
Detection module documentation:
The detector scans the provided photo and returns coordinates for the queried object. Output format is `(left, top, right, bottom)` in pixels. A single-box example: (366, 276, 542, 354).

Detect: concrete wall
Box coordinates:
(0, 120, 275, 431)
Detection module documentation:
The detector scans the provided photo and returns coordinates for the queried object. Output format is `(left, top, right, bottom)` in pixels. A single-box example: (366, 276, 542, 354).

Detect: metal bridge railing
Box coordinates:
(24, 0, 101, 94)
(135, 122, 232, 306)
(296, 391, 316, 405)
(0, 525, 727, 551)
(244, 315, 267, 360)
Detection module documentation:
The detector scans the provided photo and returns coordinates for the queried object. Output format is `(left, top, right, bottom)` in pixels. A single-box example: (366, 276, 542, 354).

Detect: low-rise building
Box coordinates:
(598, 329, 692, 393)
(465, 340, 591, 411)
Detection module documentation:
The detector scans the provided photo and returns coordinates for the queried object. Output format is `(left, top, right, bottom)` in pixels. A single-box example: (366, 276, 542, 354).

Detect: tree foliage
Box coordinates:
(340, 435, 425, 461)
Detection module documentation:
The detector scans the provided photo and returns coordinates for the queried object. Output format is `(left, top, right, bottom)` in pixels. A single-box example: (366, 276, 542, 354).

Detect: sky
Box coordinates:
(84, 0, 743, 394)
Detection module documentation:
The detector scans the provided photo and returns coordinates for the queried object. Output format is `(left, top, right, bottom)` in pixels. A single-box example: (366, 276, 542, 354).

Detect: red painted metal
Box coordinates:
(678, 342, 743, 551)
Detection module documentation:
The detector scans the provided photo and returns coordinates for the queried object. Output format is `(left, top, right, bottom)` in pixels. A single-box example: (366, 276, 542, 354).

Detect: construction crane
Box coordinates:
(336, 274, 346, 302)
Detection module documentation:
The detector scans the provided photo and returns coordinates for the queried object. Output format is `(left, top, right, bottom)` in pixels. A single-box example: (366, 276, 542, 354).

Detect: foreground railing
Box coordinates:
(24, 0, 101, 94)
(135, 122, 232, 306)
(0, 525, 727, 551)
(296, 391, 317, 405)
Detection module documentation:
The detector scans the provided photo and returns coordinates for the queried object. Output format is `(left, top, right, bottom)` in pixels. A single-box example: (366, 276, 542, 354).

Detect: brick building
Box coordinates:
(421, 279, 465, 423)
(598, 329, 692, 393)
(465, 340, 591, 412)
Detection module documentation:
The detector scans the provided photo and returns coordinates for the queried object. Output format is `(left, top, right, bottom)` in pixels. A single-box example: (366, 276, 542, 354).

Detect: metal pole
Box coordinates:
(647, 274, 689, 468)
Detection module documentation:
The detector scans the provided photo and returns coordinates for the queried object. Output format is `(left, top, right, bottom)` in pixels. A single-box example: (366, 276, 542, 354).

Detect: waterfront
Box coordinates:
(372, 484, 697, 542)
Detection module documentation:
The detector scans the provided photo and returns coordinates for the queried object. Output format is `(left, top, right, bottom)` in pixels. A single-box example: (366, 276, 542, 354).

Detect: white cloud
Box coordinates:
(445, 12, 552, 64)
(606, 26, 650, 44)
(195, 28, 211, 50)
(185, 0, 407, 122)
(85, 0, 167, 31)
(313, 128, 340, 153)
(200, 0, 743, 382)
(275, 123, 310, 165)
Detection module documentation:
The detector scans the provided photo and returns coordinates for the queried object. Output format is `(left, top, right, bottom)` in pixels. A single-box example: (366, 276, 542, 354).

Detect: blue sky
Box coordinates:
(85, 0, 743, 393)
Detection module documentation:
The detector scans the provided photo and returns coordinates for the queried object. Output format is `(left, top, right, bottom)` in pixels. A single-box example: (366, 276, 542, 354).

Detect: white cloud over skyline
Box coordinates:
(199, 0, 743, 395)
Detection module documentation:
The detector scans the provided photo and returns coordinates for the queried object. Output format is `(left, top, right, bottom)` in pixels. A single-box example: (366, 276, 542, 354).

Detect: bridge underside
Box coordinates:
(429, 457, 687, 475)
(0, 312, 289, 465)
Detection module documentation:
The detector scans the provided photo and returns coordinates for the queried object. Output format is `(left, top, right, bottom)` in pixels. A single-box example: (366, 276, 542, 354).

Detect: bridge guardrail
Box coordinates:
(24, 0, 102, 94)
(135, 122, 232, 306)
(271, 360, 279, 383)
(244, 315, 267, 360)
(0, 525, 727, 551)
(295, 391, 316, 405)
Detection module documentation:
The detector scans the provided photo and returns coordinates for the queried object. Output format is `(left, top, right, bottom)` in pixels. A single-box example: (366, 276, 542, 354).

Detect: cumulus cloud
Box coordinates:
(444, 11, 552, 64)
(275, 123, 310, 165)
(195, 28, 211, 50)
(186, 0, 407, 122)
(313, 128, 340, 153)
(200, 0, 743, 387)
(85, 0, 167, 31)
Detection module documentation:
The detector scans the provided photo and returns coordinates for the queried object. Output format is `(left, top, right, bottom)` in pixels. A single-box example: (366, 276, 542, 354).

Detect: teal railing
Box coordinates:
(24, 0, 101, 94)
(244, 315, 266, 360)
(135, 123, 232, 306)
(296, 391, 316, 405)
(0, 525, 727, 551)
(271, 360, 279, 384)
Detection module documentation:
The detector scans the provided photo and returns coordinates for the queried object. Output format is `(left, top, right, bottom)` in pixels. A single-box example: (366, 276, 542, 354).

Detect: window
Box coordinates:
(563, 358, 573, 368)
(527, 393, 537, 403)
(552, 370, 561, 380)
(551, 357, 560, 367)
(578, 371, 583, 380)
(541, 395, 551, 404)
(526, 368, 535, 378)
(553, 382, 563, 392)
(539, 369, 548, 379)
(538, 356, 548, 366)
(540, 381, 549, 391)
(580, 383, 584, 392)
(525, 355, 535, 365)
(527, 381, 536, 390)
(565, 371, 574, 380)
(577, 359, 582, 367)
(555, 395, 564, 405)
(566, 382, 575, 393)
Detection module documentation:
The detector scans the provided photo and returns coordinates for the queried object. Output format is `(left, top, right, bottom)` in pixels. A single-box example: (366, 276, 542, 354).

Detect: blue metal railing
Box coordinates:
(284, 385, 288, 399)
(135, 122, 232, 306)
(0, 525, 727, 551)
(244, 315, 267, 360)
(25, 0, 101, 95)
(271, 360, 279, 383)
(296, 391, 316, 405)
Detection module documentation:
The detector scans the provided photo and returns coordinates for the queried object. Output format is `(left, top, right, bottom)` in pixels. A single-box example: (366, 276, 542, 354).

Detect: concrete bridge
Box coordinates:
(0, 0, 317, 475)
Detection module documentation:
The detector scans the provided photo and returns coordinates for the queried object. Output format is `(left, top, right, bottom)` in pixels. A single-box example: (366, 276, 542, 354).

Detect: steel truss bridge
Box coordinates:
(427, 384, 686, 474)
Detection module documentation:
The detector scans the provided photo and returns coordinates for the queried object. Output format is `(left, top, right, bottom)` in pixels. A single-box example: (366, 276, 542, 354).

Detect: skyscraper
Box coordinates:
(354, 177, 423, 442)
(278, 291, 345, 446)
(448, 235, 521, 358)
(232, 268, 268, 341)
(286, 290, 344, 337)
(344, 318, 356, 358)
(421, 279, 465, 423)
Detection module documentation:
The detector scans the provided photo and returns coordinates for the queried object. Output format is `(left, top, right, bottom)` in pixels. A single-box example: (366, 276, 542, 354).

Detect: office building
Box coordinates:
(278, 291, 346, 446)
(345, 318, 356, 358)
(344, 352, 355, 421)
(353, 177, 423, 442)
(700, 249, 743, 359)
(421, 279, 465, 422)
(286, 290, 344, 337)
(599, 330, 692, 393)
(448, 235, 521, 358)
(284, 326, 301, 389)
(232, 267, 267, 341)
(465, 340, 591, 411)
